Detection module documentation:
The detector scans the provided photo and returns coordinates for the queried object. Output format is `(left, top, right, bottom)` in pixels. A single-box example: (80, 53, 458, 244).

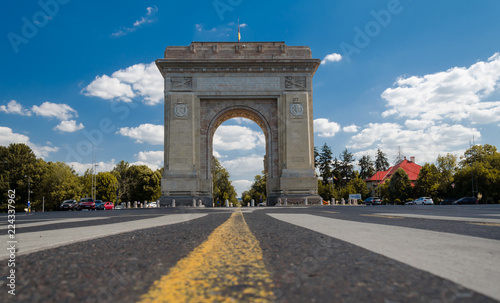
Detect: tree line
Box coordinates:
(243, 143, 500, 204)
(0, 143, 162, 211)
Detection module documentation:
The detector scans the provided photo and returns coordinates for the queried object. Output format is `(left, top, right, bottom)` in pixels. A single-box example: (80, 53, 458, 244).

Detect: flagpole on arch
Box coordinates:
(238, 19, 241, 43)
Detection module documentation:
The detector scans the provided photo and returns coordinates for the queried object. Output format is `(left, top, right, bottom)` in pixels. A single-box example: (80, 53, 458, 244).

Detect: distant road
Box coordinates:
(1, 205, 499, 302)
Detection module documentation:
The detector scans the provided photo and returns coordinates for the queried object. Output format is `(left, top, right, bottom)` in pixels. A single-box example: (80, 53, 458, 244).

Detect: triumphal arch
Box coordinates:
(156, 42, 321, 206)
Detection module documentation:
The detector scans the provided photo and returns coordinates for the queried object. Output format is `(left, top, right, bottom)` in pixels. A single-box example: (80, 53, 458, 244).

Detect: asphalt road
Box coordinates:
(1, 204, 500, 302)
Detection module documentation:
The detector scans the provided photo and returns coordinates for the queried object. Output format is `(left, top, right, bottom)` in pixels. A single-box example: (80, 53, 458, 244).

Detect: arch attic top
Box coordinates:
(156, 42, 320, 75)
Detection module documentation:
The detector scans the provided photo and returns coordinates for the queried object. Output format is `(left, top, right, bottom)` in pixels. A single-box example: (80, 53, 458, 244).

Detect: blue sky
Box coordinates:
(1, 0, 500, 196)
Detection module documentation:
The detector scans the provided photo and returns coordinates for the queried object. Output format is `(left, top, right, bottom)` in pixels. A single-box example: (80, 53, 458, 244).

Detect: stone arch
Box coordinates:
(156, 42, 322, 206)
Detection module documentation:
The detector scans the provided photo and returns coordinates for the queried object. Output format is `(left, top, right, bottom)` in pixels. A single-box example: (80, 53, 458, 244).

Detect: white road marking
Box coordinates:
(268, 213, 500, 301)
(1, 214, 207, 260)
(13, 217, 111, 229)
(375, 213, 500, 224)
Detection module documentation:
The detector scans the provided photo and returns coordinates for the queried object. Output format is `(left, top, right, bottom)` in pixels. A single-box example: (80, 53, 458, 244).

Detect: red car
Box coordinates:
(104, 202, 114, 210)
(78, 198, 96, 210)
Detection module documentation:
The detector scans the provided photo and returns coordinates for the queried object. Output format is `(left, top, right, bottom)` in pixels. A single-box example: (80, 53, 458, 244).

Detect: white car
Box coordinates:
(146, 202, 158, 208)
(413, 197, 434, 205)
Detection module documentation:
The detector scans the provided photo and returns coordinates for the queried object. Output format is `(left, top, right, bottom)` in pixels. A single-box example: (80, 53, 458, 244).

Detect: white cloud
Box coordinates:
(32, 102, 78, 121)
(83, 75, 135, 102)
(232, 180, 253, 197)
(53, 120, 84, 133)
(112, 6, 158, 37)
(134, 150, 163, 167)
(213, 125, 265, 151)
(222, 154, 264, 174)
(132, 150, 164, 171)
(117, 123, 163, 145)
(0, 100, 32, 116)
(68, 160, 117, 176)
(321, 53, 342, 65)
(343, 124, 358, 133)
(83, 62, 163, 105)
(348, 123, 480, 165)
(314, 118, 341, 137)
(404, 119, 435, 130)
(0, 126, 59, 158)
(381, 52, 500, 125)
(195, 23, 241, 38)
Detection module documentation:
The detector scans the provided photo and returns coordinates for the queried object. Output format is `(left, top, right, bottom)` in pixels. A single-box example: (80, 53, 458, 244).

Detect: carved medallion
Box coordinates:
(290, 103, 304, 117)
(174, 103, 188, 118)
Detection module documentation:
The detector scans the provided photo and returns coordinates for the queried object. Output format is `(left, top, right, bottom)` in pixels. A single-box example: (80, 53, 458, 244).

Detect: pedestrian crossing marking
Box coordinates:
(138, 211, 275, 303)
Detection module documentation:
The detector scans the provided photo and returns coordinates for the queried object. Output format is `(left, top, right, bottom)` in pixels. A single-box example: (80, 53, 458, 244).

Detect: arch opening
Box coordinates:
(211, 117, 266, 204)
(207, 106, 271, 203)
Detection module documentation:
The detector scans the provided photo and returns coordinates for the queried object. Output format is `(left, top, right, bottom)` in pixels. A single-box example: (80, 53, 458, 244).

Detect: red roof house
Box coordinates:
(365, 157, 422, 188)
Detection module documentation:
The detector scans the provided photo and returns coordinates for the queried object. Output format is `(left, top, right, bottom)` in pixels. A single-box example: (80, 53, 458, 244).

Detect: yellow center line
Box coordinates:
(138, 211, 275, 303)
(360, 214, 404, 219)
(469, 222, 500, 227)
(321, 211, 338, 214)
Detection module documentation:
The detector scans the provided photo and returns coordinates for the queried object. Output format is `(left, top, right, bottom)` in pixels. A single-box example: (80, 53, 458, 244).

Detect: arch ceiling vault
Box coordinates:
(156, 42, 321, 206)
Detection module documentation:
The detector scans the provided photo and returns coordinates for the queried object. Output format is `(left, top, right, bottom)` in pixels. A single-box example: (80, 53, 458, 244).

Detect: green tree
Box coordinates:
(358, 155, 375, 180)
(112, 160, 132, 203)
(128, 165, 161, 203)
(338, 148, 355, 186)
(96, 172, 118, 202)
(436, 153, 457, 199)
(415, 163, 440, 200)
(318, 143, 333, 185)
(375, 149, 390, 172)
(33, 161, 82, 211)
(0, 143, 39, 211)
(318, 179, 334, 201)
(244, 171, 267, 204)
(212, 157, 237, 206)
(389, 168, 412, 204)
(455, 145, 500, 203)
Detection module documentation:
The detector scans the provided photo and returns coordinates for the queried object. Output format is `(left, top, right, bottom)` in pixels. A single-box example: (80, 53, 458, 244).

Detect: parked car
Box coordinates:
(146, 202, 158, 208)
(114, 205, 123, 210)
(60, 199, 78, 211)
(104, 202, 114, 210)
(365, 197, 381, 205)
(258, 202, 266, 207)
(413, 197, 434, 205)
(78, 198, 96, 210)
(405, 200, 415, 205)
(440, 198, 457, 205)
(453, 197, 478, 205)
(95, 200, 104, 210)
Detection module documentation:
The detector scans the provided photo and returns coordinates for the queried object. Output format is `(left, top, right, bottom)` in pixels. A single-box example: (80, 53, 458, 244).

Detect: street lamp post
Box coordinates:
(24, 175, 30, 212)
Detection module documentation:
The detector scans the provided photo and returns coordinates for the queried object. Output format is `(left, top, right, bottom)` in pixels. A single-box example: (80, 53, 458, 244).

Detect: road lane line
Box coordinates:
(375, 213, 500, 224)
(13, 217, 110, 228)
(0, 214, 207, 260)
(138, 211, 275, 303)
(469, 222, 500, 227)
(268, 213, 500, 301)
(360, 214, 404, 219)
